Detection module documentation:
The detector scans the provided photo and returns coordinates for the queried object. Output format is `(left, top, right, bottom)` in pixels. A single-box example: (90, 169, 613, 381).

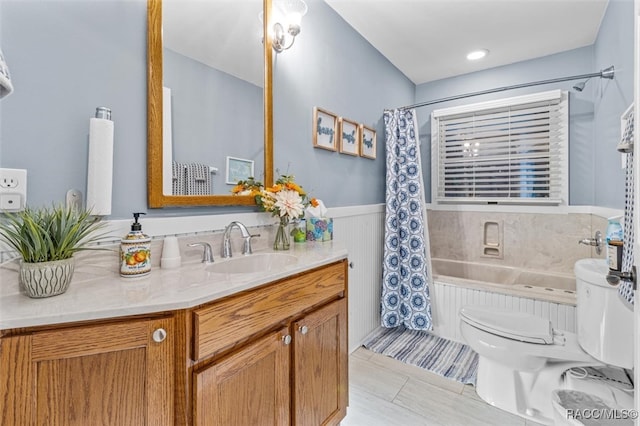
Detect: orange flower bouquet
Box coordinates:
(255, 175, 317, 250)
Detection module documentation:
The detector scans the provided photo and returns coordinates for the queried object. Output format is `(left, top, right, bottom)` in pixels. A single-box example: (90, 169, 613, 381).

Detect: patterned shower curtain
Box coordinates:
(381, 108, 433, 331)
(619, 109, 635, 309)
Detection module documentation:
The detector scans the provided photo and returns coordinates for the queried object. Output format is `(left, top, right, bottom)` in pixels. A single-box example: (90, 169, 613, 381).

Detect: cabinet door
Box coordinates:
(194, 327, 291, 426)
(0, 316, 174, 426)
(292, 298, 348, 426)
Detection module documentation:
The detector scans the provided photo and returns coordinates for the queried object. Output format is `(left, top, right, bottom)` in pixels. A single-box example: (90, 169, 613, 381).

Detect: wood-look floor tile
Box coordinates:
(365, 349, 466, 395)
(351, 346, 373, 360)
(462, 383, 483, 401)
(393, 377, 526, 426)
(342, 385, 438, 426)
(349, 355, 409, 401)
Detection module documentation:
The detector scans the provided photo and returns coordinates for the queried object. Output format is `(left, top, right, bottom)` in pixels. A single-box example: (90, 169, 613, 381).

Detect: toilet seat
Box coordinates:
(460, 306, 554, 344)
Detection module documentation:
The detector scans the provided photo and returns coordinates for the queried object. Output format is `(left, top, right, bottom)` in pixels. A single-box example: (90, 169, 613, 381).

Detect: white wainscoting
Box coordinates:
(431, 281, 577, 343)
(331, 205, 386, 353)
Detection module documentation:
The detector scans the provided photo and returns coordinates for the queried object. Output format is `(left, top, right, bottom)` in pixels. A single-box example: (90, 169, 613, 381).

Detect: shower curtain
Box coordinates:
(381, 108, 433, 331)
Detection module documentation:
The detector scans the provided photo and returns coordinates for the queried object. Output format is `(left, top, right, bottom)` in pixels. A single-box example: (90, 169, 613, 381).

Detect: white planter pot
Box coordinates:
(19, 258, 75, 298)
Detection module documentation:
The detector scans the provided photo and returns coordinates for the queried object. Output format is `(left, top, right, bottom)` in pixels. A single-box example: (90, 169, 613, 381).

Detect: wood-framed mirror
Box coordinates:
(147, 0, 273, 207)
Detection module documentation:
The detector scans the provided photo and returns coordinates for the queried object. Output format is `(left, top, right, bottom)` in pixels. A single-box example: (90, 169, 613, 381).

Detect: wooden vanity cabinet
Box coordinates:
(0, 259, 348, 426)
(193, 327, 291, 426)
(191, 260, 348, 426)
(292, 298, 347, 426)
(0, 315, 175, 426)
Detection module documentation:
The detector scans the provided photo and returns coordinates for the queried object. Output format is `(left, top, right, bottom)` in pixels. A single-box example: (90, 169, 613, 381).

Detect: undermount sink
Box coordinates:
(205, 253, 298, 274)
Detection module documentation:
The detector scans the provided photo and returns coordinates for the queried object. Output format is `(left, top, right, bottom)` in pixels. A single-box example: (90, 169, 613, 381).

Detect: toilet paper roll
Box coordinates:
(86, 116, 114, 215)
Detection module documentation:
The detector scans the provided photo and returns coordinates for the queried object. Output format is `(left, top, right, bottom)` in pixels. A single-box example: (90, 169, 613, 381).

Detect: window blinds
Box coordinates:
(432, 90, 568, 205)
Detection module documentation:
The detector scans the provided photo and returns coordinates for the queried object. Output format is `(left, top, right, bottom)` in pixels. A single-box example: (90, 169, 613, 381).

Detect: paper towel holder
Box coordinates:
(95, 106, 111, 120)
(86, 106, 114, 216)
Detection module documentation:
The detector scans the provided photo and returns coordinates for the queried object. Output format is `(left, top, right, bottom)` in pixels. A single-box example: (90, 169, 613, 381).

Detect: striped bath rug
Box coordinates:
(363, 327, 478, 385)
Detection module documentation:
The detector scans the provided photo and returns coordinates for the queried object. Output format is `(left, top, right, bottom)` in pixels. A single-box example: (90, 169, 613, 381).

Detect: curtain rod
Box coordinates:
(389, 66, 615, 111)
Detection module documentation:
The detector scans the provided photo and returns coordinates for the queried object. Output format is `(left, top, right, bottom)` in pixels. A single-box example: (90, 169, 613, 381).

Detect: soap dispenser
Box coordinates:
(120, 212, 151, 277)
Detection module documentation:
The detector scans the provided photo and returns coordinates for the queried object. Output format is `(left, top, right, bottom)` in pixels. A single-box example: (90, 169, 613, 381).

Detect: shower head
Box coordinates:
(573, 81, 587, 92)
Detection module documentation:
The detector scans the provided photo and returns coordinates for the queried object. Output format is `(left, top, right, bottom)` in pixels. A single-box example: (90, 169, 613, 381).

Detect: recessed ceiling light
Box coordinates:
(467, 49, 489, 61)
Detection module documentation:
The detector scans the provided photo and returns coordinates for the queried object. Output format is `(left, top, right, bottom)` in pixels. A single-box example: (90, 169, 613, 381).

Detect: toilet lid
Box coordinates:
(460, 306, 554, 344)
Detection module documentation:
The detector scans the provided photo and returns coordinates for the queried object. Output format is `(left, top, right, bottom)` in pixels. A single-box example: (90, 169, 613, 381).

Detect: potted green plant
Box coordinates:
(0, 205, 109, 298)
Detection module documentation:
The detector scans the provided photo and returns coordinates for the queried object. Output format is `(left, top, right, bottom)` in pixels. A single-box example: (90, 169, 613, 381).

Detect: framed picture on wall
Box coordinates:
(339, 117, 360, 156)
(226, 156, 254, 184)
(360, 124, 377, 159)
(313, 107, 339, 151)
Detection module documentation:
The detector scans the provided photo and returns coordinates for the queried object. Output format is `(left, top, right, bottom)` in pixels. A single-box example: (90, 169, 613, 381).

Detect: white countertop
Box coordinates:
(0, 243, 348, 330)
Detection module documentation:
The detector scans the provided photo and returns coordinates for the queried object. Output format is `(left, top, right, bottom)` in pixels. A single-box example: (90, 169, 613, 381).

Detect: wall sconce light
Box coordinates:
(263, 0, 308, 53)
(0, 48, 14, 99)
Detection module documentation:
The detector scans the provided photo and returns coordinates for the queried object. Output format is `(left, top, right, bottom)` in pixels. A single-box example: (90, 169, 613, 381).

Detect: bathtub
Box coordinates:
(430, 258, 577, 342)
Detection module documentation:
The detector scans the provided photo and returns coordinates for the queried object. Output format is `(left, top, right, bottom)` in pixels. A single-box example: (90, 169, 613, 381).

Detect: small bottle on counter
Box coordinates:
(120, 212, 151, 277)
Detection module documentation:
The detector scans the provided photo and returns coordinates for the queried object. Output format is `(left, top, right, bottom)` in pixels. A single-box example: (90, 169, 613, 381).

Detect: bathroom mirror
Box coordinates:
(147, 0, 274, 207)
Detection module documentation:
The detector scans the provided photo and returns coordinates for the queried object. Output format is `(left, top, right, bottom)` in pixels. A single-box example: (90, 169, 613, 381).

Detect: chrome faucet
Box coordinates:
(222, 221, 260, 258)
(188, 242, 214, 263)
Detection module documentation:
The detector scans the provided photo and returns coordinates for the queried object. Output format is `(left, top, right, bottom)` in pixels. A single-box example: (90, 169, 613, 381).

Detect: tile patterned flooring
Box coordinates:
(342, 347, 544, 426)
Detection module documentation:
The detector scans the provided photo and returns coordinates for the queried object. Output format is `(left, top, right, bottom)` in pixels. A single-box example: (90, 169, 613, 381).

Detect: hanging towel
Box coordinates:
(172, 161, 186, 195)
(619, 108, 635, 309)
(0, 47, 13, 99)
(185, 163, 211, 195)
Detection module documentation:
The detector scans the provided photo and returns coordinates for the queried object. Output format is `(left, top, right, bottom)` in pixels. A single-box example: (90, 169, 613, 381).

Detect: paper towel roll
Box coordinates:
(86, 114, 114, 215)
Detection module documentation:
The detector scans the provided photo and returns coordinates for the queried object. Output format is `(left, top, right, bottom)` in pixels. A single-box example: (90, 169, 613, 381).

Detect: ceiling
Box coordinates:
(163, 0, 264, 87)
(162, 0, 609, 87)
(324, 0, 609, 85)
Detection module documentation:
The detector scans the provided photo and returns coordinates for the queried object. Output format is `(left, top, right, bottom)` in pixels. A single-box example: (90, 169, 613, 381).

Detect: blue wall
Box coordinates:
(164, 48, 263, 193)
(272, 0, 414, 206)
(593, 0, 634, 208)
(0, 0, 634, 217)
(1, 0, 150, 218)
(0, 0, 412, 218)
(415, 0, 633, 208)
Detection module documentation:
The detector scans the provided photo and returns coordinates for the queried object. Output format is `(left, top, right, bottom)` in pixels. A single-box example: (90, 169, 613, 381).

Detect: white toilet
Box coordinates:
(459, 258, 633, 425)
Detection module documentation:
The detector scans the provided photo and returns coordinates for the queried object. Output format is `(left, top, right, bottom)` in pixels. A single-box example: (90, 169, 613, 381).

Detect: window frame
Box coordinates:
(430, 89, 569, 206)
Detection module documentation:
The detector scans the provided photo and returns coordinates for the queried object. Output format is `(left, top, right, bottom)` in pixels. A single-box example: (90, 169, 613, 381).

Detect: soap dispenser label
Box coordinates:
(120, 241, 151, 277)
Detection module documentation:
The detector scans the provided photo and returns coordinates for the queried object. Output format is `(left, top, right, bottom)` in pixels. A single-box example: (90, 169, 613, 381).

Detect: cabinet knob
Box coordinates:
(152, 328, 167, 343)
(282, 334, 292, 345)
(299, 325, 309, 335)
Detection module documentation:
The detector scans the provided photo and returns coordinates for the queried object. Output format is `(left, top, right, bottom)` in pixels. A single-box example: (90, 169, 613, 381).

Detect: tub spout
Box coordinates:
(578, 230, 603, 255)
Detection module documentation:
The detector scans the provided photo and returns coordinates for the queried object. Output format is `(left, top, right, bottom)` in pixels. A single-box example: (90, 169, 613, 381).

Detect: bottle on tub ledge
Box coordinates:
(605, 216, 623, 272)
(120, 212, 151, 277)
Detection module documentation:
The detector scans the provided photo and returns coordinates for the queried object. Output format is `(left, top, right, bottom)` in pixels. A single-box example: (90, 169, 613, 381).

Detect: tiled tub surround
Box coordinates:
(0, 225, 348, 330)
(428, 210, 606, 275)
(425, 210, 611, 342)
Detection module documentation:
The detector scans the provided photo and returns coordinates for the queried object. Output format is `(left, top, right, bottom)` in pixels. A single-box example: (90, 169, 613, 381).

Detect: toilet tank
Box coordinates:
(575, 258, 633, 369)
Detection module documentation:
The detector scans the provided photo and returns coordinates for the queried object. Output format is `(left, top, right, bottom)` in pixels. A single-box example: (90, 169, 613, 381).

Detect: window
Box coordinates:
(431, 90, 568, 205)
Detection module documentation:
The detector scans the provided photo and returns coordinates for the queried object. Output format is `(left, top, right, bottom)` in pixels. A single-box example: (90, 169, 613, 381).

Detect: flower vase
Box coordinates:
(273, 217, 291, 250)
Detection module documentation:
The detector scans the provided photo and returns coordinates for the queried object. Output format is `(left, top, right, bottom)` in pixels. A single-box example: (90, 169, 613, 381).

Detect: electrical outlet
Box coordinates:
(0, 194, 22, 211)
(0, 168, 27, 211)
